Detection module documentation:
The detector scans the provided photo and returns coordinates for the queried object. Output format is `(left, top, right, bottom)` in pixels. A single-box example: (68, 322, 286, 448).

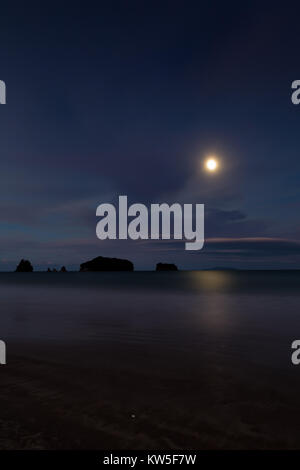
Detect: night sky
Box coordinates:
(1, 1, 300, 270)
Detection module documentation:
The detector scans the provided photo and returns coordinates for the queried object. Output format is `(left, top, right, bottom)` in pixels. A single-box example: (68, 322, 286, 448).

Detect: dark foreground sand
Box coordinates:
(1, 340, 300, 450)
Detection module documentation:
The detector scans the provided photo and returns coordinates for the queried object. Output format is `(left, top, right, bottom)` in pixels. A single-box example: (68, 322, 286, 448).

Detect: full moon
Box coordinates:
(205, 157, 218, 172)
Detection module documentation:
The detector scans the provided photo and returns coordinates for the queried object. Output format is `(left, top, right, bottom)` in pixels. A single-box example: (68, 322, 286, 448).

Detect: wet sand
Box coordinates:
(1, 340, 300, 449)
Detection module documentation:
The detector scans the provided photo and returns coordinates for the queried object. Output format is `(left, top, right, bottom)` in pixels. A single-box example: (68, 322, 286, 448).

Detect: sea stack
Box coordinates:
(15, 259, 33, 272)
(80, 256, 134, 272)
(156, 262, 178, 271)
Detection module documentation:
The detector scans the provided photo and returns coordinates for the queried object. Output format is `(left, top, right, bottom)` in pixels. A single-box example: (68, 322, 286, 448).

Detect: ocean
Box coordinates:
(0, 270, 299, 448)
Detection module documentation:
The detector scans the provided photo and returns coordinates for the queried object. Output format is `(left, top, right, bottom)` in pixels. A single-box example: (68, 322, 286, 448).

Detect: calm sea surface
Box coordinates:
(1, 270, 300, 448)
(0, 270, 299, 369)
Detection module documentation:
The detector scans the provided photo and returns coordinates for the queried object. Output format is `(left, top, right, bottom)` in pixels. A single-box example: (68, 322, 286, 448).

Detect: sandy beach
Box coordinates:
(1, 342, 300, 449)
